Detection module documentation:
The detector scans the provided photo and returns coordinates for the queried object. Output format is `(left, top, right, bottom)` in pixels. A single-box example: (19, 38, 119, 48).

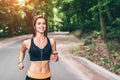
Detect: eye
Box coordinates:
(42, 22, 46, 25)
(38, 22, 41, 25)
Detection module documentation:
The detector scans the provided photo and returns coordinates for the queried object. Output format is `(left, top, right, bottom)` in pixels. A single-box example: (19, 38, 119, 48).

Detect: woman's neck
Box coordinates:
(35, 33, 46, 40)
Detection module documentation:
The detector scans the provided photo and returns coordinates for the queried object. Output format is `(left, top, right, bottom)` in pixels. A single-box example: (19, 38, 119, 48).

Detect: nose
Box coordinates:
(40, 24, 45, 27)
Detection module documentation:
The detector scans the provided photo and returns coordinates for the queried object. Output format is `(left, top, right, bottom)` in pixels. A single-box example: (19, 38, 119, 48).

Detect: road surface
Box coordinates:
(0, 34, 88, 80)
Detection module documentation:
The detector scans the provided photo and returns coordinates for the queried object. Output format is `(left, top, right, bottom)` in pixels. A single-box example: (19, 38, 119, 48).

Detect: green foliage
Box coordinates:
(0, 0, 120, 40)
(0, 0, 56, 37)
(113, 64, 120, 71)
(92, 30, 102, 39)
(112, 18, 120, 25)
(83, 36, 93, 45)
(0, 29, 4, 37)
(107, 41, 119, 53)
(103, 57, 110, 64)
(106, 17, 120, 39)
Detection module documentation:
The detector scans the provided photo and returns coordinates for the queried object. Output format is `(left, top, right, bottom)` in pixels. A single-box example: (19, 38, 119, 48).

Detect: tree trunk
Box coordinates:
(66, 17, 70, 32)
(98, 0, 106, 39)
(107, 12, 112, 22)
(52, 20, 54, 32)
(106, 5, 112, 22)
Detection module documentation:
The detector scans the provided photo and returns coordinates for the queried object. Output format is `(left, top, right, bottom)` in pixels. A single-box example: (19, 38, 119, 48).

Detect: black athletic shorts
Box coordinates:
(26, 76, 50, 80)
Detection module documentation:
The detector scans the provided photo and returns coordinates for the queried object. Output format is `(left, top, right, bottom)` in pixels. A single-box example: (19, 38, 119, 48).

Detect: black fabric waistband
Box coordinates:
(26, 75, 50, 80)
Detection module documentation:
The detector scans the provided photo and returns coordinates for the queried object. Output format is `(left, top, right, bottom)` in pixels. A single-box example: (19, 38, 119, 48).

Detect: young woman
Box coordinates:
(18, 15, 58, 80)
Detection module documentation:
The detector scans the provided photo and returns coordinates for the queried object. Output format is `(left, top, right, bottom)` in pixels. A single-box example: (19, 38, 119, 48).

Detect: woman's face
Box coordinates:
(35, 18, 46, 33)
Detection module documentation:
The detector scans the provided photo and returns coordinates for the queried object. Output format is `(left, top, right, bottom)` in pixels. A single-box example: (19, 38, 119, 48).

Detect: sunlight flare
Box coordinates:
(18, 0, 25, 6)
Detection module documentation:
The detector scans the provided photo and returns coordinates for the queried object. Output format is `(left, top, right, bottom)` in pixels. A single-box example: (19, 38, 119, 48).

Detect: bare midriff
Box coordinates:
(27, 60, 51, 79)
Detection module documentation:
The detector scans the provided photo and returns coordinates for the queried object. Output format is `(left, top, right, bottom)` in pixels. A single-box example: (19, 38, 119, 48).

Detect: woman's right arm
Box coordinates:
(18, 41, 27, 70)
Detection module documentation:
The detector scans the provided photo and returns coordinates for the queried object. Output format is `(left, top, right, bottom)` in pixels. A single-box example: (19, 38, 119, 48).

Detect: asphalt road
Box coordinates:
(0, 34, 88, 80)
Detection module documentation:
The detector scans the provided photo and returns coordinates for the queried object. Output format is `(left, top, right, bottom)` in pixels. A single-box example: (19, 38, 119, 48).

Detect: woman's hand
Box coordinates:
(18, 62, 24, 70)
(50, 53, 59, 62)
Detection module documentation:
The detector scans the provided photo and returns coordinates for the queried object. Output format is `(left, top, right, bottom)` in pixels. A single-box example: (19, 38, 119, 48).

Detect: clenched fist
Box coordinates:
(18, 62, 24, 70)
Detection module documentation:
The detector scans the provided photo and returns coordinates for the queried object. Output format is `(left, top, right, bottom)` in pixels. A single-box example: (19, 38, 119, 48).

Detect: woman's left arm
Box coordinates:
(50, 38, 59, 62)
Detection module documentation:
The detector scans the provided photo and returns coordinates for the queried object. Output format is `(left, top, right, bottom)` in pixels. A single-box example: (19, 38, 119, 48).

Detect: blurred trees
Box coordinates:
(60, 0, 120, 39)
(0, 0, 120, 39)
(0, 0, 54, 37)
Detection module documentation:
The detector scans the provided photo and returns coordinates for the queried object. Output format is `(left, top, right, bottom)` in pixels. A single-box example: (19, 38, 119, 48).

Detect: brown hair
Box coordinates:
(32, 15, 48, 37)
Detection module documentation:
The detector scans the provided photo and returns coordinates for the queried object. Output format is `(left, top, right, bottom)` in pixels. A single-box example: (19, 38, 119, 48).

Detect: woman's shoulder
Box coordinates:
(22, 38, 31, 46)
(49, 37, 55, 42)
(48, 37, 56, 45)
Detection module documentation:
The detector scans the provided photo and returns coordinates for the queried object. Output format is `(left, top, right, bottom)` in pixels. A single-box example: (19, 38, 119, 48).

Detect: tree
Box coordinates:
(98, 0, 106, 39)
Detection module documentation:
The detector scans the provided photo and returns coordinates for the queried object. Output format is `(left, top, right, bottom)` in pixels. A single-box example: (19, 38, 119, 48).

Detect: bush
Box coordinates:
(83, 36, 93, 45)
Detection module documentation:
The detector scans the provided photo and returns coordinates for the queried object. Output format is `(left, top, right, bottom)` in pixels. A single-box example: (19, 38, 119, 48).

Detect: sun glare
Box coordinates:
(18, 0, 25, 6)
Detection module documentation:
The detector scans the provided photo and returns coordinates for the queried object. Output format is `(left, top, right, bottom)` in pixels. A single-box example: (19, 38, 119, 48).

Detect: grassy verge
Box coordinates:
(72, 33, 120, 76)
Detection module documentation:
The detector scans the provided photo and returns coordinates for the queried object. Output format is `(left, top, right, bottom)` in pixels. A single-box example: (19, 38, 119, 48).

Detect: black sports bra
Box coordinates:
(28, 37, 52, 61)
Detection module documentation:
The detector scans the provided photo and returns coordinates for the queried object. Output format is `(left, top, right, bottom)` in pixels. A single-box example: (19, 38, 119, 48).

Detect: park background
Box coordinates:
(0, 0, 120, 76)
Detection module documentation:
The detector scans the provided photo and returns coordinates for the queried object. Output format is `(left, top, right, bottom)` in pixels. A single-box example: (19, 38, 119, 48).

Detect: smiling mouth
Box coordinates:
(40, 29, 44, 31)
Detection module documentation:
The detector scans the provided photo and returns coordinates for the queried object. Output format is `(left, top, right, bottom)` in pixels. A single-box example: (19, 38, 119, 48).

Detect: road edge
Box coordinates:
(0, 34, 32, 48)
(73, 56, 120, 80)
